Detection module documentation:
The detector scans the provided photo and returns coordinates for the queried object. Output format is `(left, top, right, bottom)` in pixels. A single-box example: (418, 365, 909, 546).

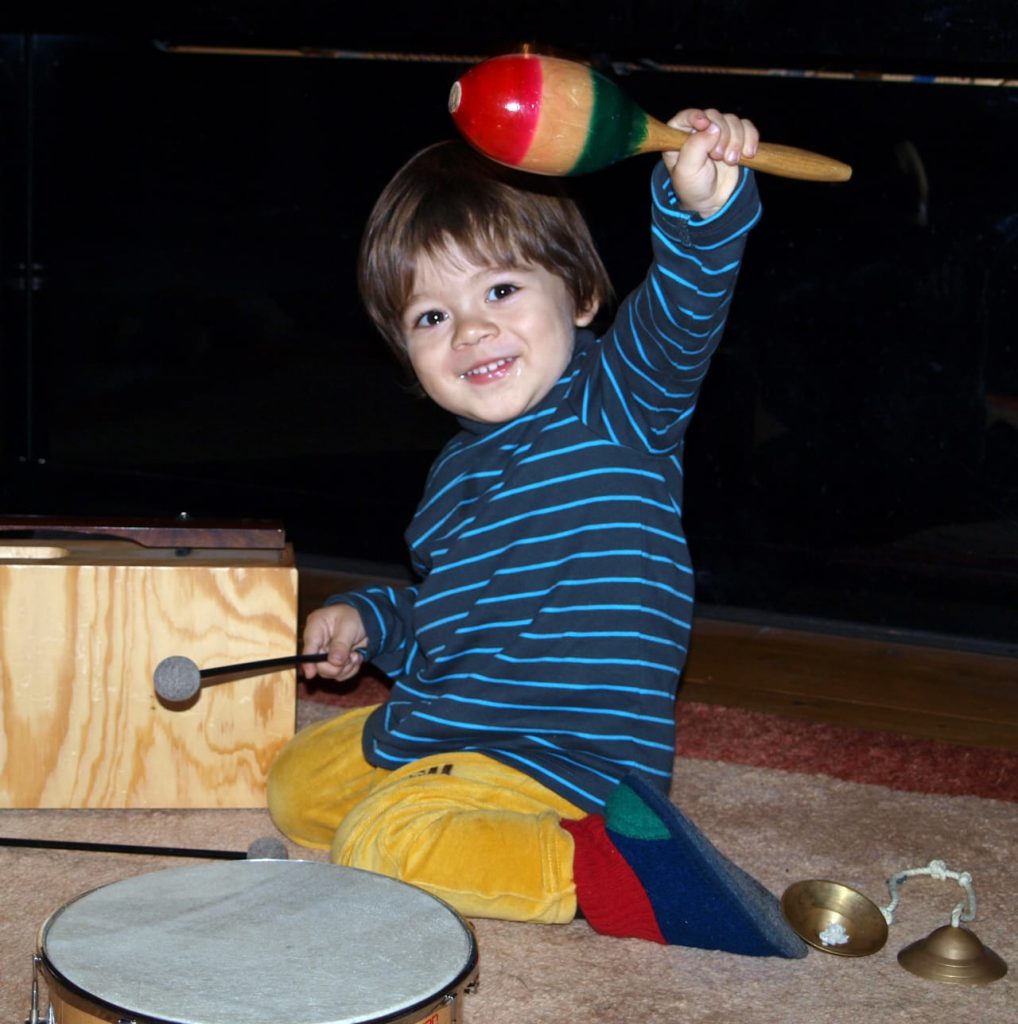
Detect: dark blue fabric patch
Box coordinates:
(606, 774, 808, 958)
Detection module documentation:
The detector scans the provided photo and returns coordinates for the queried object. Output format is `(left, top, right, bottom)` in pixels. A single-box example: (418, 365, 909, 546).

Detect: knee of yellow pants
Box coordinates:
(331, 753, 581, 924)
(267, 704, 386, 849)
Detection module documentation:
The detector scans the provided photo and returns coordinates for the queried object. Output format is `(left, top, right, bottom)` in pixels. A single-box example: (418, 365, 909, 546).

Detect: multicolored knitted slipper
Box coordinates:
(604, 774, 808, 957)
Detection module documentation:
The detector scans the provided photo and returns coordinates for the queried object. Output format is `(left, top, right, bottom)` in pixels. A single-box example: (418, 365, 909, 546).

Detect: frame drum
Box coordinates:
(35, 860, 479, 1024)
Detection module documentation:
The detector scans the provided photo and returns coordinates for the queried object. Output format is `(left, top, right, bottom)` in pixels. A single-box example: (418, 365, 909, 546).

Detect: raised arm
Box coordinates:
(573, 143, 761, 455)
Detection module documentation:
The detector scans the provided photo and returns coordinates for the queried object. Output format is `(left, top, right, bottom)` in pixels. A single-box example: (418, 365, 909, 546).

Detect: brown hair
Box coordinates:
(357, 140, 614, 369)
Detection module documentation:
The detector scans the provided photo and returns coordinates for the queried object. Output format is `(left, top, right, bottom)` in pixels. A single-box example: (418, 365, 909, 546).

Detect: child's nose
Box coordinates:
(452, 315, 496, 348)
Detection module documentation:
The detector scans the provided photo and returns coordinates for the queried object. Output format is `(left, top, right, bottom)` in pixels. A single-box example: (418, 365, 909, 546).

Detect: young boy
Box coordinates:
(269, 107, 806, 958)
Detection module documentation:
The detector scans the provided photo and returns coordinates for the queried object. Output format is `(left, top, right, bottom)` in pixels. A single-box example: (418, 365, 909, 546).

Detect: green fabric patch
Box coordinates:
(606, 782, 670, 840)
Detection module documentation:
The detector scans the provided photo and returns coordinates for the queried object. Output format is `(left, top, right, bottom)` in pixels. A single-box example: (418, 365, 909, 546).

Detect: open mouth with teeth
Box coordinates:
(459, 356, 517, 382)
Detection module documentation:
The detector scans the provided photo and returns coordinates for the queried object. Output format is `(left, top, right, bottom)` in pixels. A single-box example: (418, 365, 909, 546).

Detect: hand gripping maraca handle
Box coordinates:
(641, 118, 852, 182)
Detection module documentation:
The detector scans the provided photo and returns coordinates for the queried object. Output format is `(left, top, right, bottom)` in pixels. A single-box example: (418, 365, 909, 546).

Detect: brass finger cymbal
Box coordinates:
(898, 925, 1008, 985)
(781, 880, 889, 957)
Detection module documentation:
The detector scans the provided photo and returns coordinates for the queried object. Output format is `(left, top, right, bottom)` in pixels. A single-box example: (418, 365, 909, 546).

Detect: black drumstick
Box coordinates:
(153, 653, 328, 702)
(0, 836, 289, 860)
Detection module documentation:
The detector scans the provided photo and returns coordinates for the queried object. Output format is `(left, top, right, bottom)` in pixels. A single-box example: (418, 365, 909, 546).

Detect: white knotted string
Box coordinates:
(881, 859, 976, 928)
(818, 920, 851, 946)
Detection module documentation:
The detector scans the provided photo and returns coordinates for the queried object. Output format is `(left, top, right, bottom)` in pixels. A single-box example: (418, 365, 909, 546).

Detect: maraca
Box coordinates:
(449, 53, 852, 182)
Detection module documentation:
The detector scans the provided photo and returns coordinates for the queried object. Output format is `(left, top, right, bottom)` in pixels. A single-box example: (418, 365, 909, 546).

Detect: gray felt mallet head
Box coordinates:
(154, 650, 333, 704)
(153, 655, 202, 702)
(246, 836, 289, 860)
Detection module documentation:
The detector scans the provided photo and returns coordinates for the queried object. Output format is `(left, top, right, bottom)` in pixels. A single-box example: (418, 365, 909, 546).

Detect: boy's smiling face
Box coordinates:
(402, 242, 597, 424)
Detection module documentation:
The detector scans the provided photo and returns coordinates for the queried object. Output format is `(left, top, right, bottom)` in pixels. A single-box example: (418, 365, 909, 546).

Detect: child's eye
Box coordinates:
(486, 283, 518, 302)
(413, 309, 447, 329)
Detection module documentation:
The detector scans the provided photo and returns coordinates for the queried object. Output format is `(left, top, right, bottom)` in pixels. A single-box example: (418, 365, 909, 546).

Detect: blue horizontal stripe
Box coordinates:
(542, 604, 692, 630)
(425, 521, 688, 582)
(476, 577, 695, 606)
(403, 672, 674, 699)
(487, 749, 603, 807)
(518, 630, 684, 651)
(492, 466, 665, 502)
(396, 709, 675, 744)
(518, 439, 614, 465)
(415, 611, 470, 635)
(460, 494, 676, 541)
(492, 652, 681, 674)
(493, 547, 681, 578)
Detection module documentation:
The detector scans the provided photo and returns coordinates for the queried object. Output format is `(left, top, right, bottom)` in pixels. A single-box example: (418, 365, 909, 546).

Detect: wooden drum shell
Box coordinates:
(0, 538, 297, 809)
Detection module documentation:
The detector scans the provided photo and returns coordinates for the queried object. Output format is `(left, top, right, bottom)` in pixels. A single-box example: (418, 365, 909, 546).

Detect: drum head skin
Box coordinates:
(40, 860, 478, 1024)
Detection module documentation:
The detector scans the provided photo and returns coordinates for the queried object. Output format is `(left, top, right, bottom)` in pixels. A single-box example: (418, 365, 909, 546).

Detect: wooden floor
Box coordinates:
(682, 617, 1018, 750)
(298, 563, 1018, 752)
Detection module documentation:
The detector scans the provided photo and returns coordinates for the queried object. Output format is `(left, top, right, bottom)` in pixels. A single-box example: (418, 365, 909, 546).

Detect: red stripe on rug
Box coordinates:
(299, 676, 1018, 802)
(675, 702, 1018, 802)
(300, 675, 391, 709)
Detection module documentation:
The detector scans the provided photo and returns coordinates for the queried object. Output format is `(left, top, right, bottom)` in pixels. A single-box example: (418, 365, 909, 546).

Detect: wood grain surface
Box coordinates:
(0, 541, 298, 808)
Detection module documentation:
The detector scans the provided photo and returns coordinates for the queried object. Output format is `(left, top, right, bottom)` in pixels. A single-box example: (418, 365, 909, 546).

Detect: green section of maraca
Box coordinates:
(570, 68, 651, 175)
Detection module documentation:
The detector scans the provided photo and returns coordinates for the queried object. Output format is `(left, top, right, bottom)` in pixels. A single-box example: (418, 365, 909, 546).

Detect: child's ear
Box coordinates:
(574, 296, 600, 328)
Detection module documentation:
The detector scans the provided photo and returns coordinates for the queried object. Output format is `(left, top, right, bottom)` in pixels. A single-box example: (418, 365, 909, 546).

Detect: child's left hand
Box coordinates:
(662, 109, 759, 220)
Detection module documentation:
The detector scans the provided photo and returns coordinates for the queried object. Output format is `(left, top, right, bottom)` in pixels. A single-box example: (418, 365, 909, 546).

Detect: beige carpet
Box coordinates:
(2, 706, 1014, 1023)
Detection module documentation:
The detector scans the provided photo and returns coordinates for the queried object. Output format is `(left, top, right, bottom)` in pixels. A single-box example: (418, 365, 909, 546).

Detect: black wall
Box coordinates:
(2, 4, 1017, 649)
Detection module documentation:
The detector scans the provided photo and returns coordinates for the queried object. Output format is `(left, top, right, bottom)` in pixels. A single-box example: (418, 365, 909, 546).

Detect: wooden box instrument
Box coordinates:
(0, 518, 297, 809)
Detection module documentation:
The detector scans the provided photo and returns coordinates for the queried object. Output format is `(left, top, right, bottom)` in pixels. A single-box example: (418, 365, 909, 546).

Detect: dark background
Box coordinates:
(2, 3, 1016, 651)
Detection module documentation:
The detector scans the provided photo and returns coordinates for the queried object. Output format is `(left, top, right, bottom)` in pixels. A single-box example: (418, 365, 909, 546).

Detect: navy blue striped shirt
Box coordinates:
(332, 164, 761, 812)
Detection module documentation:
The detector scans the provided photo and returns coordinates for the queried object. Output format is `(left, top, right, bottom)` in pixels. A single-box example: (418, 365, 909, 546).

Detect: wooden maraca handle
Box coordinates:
(641, 118, 851, 183)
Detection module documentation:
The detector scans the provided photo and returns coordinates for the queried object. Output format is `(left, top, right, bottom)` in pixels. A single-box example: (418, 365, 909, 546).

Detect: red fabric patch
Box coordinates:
(562, 814, 665, 944)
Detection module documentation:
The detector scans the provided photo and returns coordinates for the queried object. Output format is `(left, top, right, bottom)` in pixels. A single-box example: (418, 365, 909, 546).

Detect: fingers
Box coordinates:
(301, 605, 369, 681)
(318, 647, 366, 682)
(662, 108, 759, 218)
(667, 108, 759, 165)
(705, 109, 758, 164)
(301, 636, 364, 681)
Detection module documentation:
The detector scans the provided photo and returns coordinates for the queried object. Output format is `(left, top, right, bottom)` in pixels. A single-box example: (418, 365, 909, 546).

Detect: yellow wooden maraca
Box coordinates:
(449, 53, 851, 182)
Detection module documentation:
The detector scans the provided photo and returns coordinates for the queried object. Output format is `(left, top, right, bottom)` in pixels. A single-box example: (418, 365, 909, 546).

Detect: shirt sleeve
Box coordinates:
(572, 162, 762, 454)
(325, 584, 419, 669)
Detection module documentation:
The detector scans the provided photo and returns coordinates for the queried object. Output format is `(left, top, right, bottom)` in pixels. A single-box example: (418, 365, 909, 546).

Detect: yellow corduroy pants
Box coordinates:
(267, 704, 585, 923)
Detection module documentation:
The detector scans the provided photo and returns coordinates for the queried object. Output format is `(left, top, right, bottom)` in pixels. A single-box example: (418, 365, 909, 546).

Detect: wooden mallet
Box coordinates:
(449, 53, 852, 182)
(153, 653, 327, 703)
